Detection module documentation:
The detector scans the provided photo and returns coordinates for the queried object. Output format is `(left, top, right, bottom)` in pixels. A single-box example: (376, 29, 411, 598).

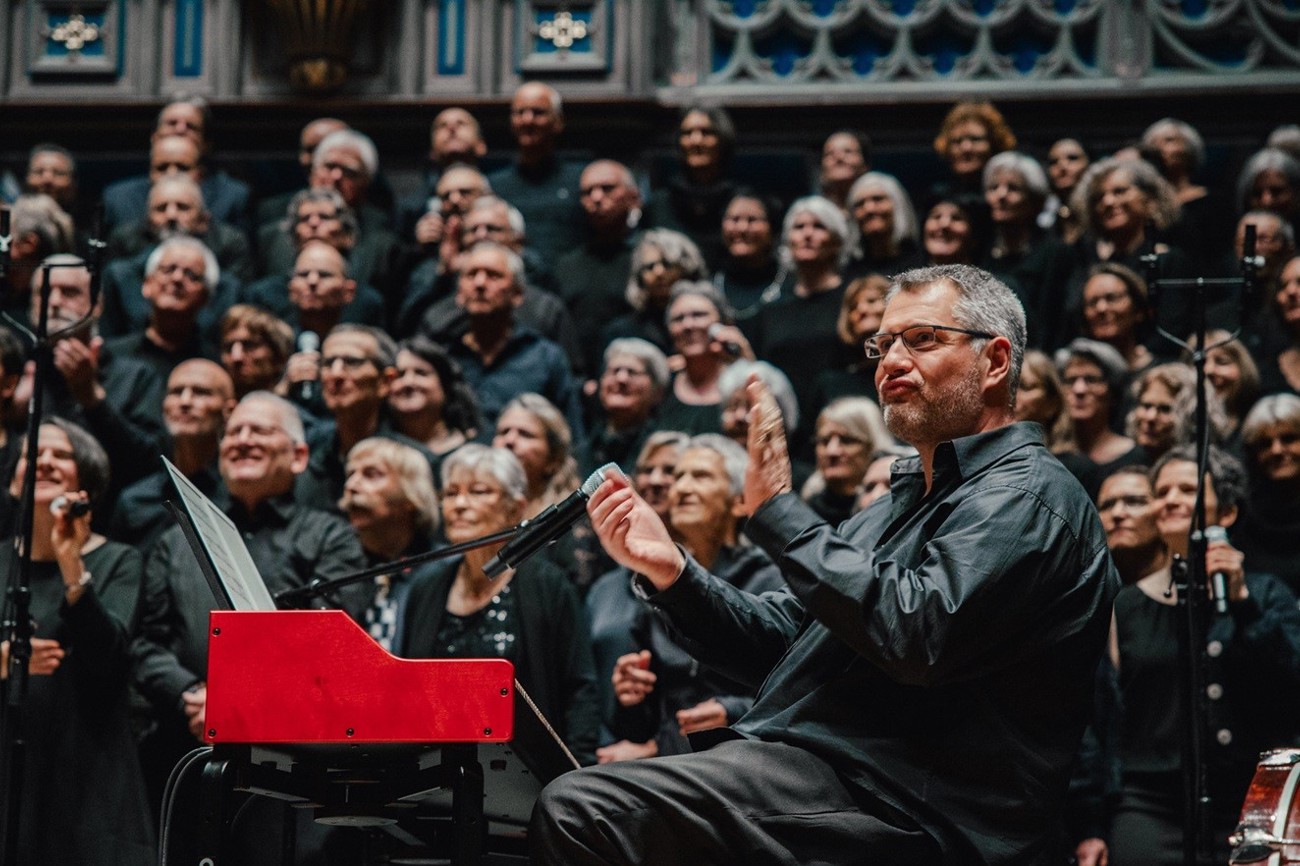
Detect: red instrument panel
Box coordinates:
(204, 610, 515, 744)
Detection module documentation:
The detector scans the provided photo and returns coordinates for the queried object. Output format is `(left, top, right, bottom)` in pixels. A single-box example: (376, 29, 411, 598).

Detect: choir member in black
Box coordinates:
(1045, 137, 1091, 243)
(1236, 147, 1300, 226)
(603, 435, 784, 760)
(1141, 118, 1232, 271)
(747, 195, 850, 447)
(842, 171, 925, 281)
(110, 359, 234, 548)
(807, 272, 888, 422)
(1107, 447, 1300, 866)
(1261, 255, 1300, 394)
(0, 326, 25, 479)
(1066, 157, 1192, 352)
(401, 444, 600, 776)
(1182, 330, 1259, 450)
(643, 103, 737, 269)
(983, 151, 1071, 347)
(816, 130, 871, 212)
(217, 304, 295, 400)
(711, 190, 792, 321)
(921, 190, 994, 268)
(341, 436, 441, 653)
(801, 397, 891, 527)
(1057, 339, 1145, 498)
(1126, 362, 1227, 466)
(387, 337, 481, 465)
(658, 281, 751, 436)
(22, 144, 79, 223)
(1235, 394, 1300, 593)
(1015, 350, 1072, 452)
(580, 338, 669, 477)
(1079, 263, 1155, 374)
(931, 100, 1016, 195)
(1, 194, 75, 318)
(0, 419, 154, 864)
(604, 228, 708, 362)
(585, 431, 687, 754)
(717, 360, 800, 454)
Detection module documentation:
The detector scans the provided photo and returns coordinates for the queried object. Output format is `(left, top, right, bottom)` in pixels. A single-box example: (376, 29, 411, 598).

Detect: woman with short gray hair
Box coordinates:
(1236, 394, 1300, 591)
(404, 443, 601, 773)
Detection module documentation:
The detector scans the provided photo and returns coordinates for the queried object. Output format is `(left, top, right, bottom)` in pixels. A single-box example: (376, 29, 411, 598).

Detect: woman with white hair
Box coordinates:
(746, 195, 851, 450)
(602, 229, 708, 359)
(1236, 394, 1300, 592)
(401, 444, 600, 776)
(656, 281, 751, 436)
(842, 172, 924, 281)
(1064, 157, 1195, 349)
(801, 397, 894, 526)
(1143, 118, 1233, 271)
(982, 151, 1071, 348)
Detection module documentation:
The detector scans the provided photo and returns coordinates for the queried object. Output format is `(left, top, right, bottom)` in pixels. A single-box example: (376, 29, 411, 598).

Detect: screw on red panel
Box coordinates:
(500, 688, 508, 696)
(212, 627, 221, 635)
(208, 729, 216, 738)
(484, 728, 492, 737)
(346, 728, 355, 737)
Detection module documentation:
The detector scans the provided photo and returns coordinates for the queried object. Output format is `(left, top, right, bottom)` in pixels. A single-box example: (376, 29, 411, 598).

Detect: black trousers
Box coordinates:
(529, 738, 941, 866)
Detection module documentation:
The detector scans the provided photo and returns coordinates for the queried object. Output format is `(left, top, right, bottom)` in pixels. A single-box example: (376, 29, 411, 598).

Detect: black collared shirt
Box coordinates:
(649, 422, 1119, 865)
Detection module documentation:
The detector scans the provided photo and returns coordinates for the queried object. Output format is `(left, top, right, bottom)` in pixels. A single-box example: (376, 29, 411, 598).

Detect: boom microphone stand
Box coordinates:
(0, 229, 106, 866)
(1141, 225, 1264, 866)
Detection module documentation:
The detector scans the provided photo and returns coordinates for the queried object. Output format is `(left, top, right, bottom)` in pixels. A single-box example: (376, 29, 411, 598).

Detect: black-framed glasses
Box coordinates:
(863, 324, 997, 360)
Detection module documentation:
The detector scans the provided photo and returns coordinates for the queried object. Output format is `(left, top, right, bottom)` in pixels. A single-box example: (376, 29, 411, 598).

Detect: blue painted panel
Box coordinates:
(438, 0, 466, 75)
(175, 0, 204, 77)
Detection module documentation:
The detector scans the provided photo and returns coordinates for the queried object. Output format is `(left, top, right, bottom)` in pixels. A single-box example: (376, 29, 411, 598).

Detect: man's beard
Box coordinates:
(882, 363, 985, 448)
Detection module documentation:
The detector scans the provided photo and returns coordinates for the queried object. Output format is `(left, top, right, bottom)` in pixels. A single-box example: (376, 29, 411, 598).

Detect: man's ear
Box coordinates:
(290, 441, 311, 475)
(984, 336, 1013, 392)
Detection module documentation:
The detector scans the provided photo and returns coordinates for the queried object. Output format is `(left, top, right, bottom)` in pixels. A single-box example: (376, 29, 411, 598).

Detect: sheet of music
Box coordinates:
(163, 457, 278, 612)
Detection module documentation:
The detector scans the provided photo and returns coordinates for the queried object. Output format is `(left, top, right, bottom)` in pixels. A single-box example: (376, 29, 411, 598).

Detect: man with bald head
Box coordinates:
(397, 107, 489, 238)
(101, 96, 251, 231)
(555, 159, 643, 374)
(110, 359, 235, 546)
(487, 81, 586, 265)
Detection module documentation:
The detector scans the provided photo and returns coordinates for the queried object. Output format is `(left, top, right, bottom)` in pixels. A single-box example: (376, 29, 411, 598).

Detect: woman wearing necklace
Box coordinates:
(656, 281, 751, 437)
(712, 190, 792, 322)
(400, 444, 600, 777)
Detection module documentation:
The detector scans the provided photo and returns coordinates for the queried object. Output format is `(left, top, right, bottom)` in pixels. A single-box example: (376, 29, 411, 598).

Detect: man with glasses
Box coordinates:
(132, 390, 367, 816)
(537, 264, 1119, 865)
(295, 324, 436, 514)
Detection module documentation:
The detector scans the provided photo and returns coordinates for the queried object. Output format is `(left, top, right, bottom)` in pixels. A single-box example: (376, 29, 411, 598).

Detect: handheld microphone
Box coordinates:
(483, 463, 618, 578)
(297, 331, 320, 403)
(1205, 525, 1230, 615)
(51, 495, 92, 518)
(707, 323, 741, 358)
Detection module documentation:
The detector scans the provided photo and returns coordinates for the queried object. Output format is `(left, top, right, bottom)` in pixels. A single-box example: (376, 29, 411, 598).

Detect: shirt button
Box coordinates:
(1206, 640, 1223, 657)
(1206, 683, 1224, 700)
(1217, 728, 1233, 745)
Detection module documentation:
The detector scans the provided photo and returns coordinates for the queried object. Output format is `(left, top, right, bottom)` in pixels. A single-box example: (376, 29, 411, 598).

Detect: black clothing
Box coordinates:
(98, 248, 242, 340)
(0, 542, 155, 866)
(539, 422, 1119, 865)
(600, 303, 673, 361)
(654, 381, 721, 436)
(577, 419, 655, 478)
(241, 272, 387, 330)
(110, 461, 222, 548)
(1109, 573, 1300, 865)
(255, 218, 410, 305)
(533, 738, 942, 866)
(103, 329, 215, 386)
(552, 234, 637, 377)
(1235, 488, 1300, 594)
(712, 257, 793, 321)
(643, 176, 736, 269)
(841, 238, 926, 283)
(415, 281, 581, 372)
(396, 246, 559, 338)
(610, 545, 784, 756)
(804, 485, 857, 527)
(487, 157, 587, 266)
(401, 556, 601, 777)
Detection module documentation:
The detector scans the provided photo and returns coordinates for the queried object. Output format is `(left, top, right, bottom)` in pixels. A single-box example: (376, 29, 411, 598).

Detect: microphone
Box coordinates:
(483, 463, 618, 578)
(50, 495, 92, 518)
(297, 331, 320, 403)
(707, 323, 741, 357)
(1205, 525, 1230, 615)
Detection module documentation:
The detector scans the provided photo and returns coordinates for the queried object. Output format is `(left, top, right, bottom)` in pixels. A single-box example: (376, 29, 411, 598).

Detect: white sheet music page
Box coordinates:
(162, 457, 278, 612)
